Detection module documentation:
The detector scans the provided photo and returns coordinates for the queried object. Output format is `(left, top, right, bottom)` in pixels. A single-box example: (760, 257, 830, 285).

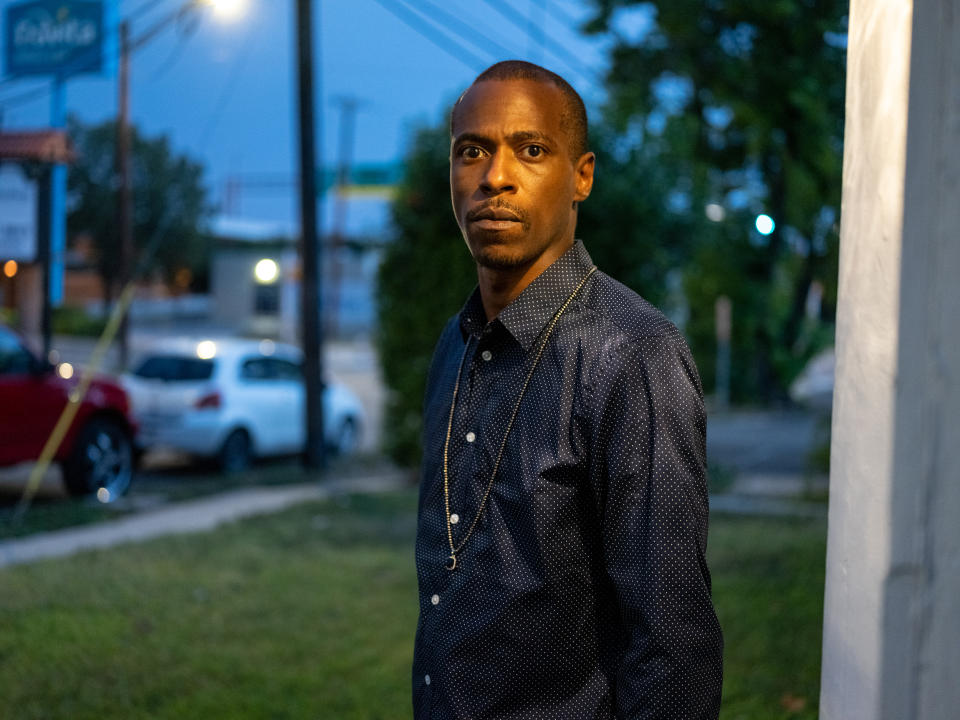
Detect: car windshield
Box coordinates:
(133, 355, 214, 381)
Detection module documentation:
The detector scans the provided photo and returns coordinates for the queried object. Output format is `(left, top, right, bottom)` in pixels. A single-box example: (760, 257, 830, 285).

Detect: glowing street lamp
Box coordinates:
(203, 0, 249, 21)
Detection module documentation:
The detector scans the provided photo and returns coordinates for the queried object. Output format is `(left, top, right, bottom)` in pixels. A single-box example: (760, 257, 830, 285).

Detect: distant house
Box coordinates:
(210, 192, 391, 342)
(209, 216, 299, 341)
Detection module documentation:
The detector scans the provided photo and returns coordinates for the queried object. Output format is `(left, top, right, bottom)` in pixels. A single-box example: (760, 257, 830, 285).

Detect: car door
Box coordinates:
(269, 358, 305, 453)
(0, 328, 66, 465)
(236, 357, 282, 455)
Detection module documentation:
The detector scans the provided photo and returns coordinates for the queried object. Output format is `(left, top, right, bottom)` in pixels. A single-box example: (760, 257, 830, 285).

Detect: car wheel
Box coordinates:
(62, 418, 134, 501)
(219, 429, 252, 473)
(333, 417, 360, 456)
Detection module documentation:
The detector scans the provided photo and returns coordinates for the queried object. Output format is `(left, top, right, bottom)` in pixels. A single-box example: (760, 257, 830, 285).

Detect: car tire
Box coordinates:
(219, 429, 252, 473)
(333, 417, 360, 456)
(62, 417, 134, 500)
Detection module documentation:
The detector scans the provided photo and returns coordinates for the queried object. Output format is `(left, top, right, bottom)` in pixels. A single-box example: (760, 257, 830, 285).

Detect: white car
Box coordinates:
(123, 338, 363, 471)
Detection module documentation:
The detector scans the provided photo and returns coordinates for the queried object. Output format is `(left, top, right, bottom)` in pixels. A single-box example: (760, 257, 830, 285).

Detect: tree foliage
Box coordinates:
(67, 117, 212, 300)
(585, 0, 846, 399)
(377, 0, 848, 465)
(376, 124, 476, 467)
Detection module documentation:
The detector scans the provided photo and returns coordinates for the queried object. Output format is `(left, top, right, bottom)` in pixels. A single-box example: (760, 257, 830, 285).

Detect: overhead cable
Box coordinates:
(197, 18, 258, 148)
(478, 0, 597, 84)
(368, 0, 490, 72)
(406, 0, 515, 60)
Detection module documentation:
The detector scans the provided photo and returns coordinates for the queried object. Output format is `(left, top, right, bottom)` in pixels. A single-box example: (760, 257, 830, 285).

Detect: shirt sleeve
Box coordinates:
(591, 333, 723, 719)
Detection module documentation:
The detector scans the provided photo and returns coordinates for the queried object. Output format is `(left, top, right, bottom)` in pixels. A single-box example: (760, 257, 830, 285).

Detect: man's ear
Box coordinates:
(573, 152, 596, 203)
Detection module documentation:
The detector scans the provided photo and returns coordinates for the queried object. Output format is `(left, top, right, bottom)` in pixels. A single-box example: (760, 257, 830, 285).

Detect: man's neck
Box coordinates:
(477, 240, 574, 321)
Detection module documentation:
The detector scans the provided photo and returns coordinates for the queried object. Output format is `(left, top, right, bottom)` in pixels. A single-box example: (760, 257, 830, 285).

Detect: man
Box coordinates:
(413, 60, 723, 719)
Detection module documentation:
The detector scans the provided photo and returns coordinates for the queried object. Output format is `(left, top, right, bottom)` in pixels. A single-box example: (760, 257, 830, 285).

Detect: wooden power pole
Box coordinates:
(296, 0, 325, 469)
(116, 19, 133, 372)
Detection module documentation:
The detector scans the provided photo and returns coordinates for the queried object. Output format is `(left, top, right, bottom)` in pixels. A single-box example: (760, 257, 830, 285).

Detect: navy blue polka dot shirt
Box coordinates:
(413, 240, 723, 719)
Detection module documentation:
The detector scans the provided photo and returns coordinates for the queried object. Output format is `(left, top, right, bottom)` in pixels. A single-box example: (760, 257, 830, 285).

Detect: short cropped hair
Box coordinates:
(451, 60, 589, 160)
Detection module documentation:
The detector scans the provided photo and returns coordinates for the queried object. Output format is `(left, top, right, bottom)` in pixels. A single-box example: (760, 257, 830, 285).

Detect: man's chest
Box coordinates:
(418, 333, 602, 586)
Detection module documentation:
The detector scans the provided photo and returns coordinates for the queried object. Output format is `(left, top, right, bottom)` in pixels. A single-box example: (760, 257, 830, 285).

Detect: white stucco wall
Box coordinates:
(821, 1, 960, 717)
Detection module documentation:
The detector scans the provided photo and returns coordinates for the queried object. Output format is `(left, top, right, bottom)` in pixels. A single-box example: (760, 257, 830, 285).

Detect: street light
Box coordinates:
(203, 0, 249, 21)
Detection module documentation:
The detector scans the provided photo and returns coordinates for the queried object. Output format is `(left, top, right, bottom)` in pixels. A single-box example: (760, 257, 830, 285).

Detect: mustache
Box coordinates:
(466, 201, 528, 223)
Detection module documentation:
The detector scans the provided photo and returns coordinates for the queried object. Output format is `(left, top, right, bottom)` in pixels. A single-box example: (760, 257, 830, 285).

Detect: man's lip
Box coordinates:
(472, 218, 521, 230)
(469, 208, 522, 222)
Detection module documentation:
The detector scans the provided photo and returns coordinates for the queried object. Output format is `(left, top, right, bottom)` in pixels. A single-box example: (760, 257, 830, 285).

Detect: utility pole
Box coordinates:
(327, 95, 359, 338)
(296, 0, 325, 469)
(116, 20, 133, 372)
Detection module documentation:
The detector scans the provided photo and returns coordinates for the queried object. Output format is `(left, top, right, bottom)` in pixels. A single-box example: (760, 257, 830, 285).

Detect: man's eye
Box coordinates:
(523, 145, 545, 158)
(460, 146, 483, 159)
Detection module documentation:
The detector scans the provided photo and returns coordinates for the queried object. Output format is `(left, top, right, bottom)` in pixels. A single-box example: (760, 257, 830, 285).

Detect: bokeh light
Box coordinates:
(206, 0, 248, 22)
(755, 214, 776, 235)
(196, 340, 218, 359)
(705, 203, 726, 222)
(254, 258, 279, 284)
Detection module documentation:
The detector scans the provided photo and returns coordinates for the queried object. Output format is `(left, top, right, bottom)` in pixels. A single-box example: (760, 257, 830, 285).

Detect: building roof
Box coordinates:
(0, 131, 75, 164)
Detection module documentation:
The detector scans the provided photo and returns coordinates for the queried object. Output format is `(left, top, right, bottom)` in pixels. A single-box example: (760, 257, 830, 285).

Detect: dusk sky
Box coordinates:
(0, 0, 650, 227)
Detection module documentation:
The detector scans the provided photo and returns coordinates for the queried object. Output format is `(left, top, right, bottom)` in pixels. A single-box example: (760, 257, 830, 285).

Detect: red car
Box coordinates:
(0, 324, 136, 500)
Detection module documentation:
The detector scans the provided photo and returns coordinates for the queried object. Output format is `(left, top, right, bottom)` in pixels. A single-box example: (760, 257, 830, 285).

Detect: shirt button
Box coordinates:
(481, 350, 493, 361)
(465, 432, 476, 443)
(450, 513, 459, 524)
(431, 594, 440, 605)
(425, 674, 431, 685)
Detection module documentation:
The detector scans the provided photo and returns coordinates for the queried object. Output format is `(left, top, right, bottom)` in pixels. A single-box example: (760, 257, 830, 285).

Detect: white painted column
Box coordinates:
(820, 1, 960, 718)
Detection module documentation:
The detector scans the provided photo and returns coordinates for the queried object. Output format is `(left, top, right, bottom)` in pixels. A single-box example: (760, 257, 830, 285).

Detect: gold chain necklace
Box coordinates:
(441, 265, 597, 570)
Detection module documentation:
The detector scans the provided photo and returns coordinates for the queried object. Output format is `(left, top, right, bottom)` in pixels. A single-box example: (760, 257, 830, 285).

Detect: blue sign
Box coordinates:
(4, 1, 105, 78)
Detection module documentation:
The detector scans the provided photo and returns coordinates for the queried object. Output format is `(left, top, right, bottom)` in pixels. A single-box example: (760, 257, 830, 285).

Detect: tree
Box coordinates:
(376, 123, 476, 467)
(584, 0, 846, 400)
(67, 117, 212, 302)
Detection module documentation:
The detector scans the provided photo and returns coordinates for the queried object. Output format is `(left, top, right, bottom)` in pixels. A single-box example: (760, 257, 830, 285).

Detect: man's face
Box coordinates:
(450, 79, 594, 271)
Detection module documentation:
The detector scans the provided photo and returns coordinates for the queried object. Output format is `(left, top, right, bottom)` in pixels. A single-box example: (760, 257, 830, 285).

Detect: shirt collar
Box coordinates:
(458, 240, 595, 352)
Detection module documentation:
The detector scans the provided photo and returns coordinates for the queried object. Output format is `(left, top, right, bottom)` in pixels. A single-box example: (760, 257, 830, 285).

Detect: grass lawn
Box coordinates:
(0, 488, 826, 719)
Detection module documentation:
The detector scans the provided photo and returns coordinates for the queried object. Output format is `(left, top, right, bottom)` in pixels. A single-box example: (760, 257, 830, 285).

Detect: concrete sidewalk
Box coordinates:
(1, 468, 825, 570)
(0, 473, 406, 569)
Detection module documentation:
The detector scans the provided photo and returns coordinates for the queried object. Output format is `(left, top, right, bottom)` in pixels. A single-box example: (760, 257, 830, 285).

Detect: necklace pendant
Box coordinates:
(446, 553, 457, 571)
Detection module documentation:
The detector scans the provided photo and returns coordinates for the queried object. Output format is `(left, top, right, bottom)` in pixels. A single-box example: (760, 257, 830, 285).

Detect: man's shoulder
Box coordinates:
(580, 270, 705, 400)
(583, 270, 686, 349)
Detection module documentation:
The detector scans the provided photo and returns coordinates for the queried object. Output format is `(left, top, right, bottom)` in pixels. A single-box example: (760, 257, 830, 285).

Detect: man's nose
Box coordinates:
(480, 151, 516, 194)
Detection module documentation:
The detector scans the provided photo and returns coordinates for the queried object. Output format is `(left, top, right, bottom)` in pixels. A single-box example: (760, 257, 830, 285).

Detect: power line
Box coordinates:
(0, 2, 203, 113)
(128, 0, 176, 23)
(368, 0, 490, 72)
(197, 18, 257, 147)
(146, 9, 204, 82)
(478, 0, 597, 84)
(544, 0, 587, 31)
(0, 83, 52, 111)
(407, 0, 515, 60)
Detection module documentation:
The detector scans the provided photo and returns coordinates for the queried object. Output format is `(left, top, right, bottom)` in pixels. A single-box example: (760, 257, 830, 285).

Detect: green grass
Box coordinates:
(0, 489, 826, 719)
(710, 512, 827, 719)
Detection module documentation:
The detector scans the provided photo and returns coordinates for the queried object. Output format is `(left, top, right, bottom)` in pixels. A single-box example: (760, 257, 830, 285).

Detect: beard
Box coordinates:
(470, 240, 538, 270)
